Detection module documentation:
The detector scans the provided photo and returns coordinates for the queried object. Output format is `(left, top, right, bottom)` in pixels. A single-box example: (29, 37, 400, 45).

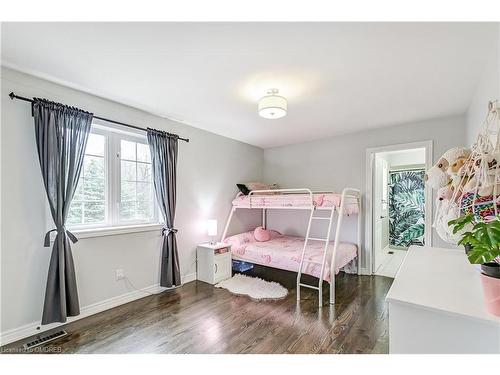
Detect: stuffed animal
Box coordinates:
(462, 152, 500, 196)
(433, 201, 467, 243)
(447, 154, 469, 177)
(426, 147, 472, 243)
(425, 147, 471, 190)
(447, 153, 472, 190)
(436, 185, 453, 201)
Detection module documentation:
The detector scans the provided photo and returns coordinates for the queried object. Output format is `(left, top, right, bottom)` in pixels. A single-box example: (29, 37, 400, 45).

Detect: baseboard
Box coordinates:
(359, 268, 372, 276)
(0, 272, 197, 347)
(181, 272, 197, 284)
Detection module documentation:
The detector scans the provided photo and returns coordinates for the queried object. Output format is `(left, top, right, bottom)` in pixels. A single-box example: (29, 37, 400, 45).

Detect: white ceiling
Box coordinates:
(1, 22, 497, 148)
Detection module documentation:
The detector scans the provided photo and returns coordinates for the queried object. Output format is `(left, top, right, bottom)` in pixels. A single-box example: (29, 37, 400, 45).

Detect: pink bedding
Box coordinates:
(232, 193, 359, 214)
(223, 230, 357, 283)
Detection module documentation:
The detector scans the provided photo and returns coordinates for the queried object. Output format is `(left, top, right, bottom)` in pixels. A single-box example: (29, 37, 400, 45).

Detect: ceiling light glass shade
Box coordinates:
(258, 89, 287, 119)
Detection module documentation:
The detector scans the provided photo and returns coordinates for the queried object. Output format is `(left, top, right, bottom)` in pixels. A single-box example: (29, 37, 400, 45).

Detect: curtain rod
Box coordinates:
(9, 92, 189, 143)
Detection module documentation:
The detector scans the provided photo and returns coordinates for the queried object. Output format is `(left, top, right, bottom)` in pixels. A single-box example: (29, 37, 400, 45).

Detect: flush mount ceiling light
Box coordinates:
(258, 89, 287, 119)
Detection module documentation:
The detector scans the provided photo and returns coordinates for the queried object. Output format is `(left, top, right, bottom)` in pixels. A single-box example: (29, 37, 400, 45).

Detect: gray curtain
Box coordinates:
(33, 98, 93, 324)
(147, 128, 181, 287)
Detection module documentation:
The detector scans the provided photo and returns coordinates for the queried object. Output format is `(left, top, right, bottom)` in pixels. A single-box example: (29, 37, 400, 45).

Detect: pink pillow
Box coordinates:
(254, 226, 271, 242)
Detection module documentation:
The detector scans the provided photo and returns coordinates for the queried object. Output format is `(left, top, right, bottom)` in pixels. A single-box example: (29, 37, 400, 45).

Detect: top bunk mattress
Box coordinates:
(232, 193, 359, 214)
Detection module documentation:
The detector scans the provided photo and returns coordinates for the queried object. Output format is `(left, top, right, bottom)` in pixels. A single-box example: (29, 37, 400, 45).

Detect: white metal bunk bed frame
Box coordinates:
(221, 187, 362, 306)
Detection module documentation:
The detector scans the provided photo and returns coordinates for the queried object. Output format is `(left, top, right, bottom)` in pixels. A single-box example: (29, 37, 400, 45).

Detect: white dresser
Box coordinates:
(386, 246, 500, 354)
(196, 242, 232, 285)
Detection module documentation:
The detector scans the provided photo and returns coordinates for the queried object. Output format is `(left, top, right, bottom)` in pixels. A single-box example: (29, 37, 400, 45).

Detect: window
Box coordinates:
(66, 124, 158, 230)
(119, 139, 155, 222)
(68, 133, 107, 226)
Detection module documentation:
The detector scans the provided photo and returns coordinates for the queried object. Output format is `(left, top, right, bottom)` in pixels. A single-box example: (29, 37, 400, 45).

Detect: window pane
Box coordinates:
(83, 177, 105, 201)
(121, 160, 136, 181)
(73, 182, 84, 202)
(136, 182, 152, 201)
(137, 143, 151, 162)
(84, 156, 105, 179)
(117, 137, 157, 224)
(68, 129, 107, 228)
(119, 201, 136, 221)
(121, 181, 136, 202)
(137, 163, 151, 182)
(121, 140, 136, 160)
(137, 200, 152, 220)
(84, 202, 105, 223)
(67, 202, 83, 225)
(85, 133, 105, 156)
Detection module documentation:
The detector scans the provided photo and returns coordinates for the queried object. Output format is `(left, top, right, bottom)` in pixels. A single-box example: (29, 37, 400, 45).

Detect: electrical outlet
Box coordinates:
(115, 269, 125, 280)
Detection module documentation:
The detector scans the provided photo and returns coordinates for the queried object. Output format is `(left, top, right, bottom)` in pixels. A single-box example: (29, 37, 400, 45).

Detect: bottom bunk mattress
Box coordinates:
(223, 230, 357, 283)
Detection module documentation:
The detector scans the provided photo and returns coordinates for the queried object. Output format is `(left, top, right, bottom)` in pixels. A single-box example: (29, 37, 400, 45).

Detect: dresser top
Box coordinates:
(386, 246, 500, 324)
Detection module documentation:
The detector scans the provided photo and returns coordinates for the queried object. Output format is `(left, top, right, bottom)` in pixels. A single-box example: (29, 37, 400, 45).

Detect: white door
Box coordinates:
(373, 156, 389, 273)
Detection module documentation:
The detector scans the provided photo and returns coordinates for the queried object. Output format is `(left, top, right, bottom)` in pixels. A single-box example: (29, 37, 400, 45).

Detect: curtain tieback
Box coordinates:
(161, 227, 178, 237)
(44, 227, 78, 247)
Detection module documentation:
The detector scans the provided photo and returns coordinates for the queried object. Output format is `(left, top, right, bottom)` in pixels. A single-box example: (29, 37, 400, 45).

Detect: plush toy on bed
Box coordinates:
(254, 226, 272, 242)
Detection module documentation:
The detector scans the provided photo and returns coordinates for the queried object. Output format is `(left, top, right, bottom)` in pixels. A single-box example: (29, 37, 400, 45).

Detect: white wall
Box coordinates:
(263, 115, 467, 271)
(466, 24, 500, 145)
(0, 67, 263, 341)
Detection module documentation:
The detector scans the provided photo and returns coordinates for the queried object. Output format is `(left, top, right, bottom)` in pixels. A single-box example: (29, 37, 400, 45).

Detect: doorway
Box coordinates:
(366, 141, 432, 277)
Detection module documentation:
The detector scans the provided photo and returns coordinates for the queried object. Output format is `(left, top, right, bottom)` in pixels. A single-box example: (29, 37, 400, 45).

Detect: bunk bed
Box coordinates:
(221, 188, 362, 306)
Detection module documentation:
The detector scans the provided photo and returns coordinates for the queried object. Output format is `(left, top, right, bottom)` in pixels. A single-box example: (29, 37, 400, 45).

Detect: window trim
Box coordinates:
(47, 122, 161, 236)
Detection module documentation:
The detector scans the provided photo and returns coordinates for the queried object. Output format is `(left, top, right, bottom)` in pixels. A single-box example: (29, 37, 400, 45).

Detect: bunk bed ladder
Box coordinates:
(296, 205, 336, 307)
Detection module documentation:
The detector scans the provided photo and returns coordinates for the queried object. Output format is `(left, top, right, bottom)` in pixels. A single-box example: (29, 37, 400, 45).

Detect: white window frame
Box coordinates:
(112, 130, 160, 227)
(47, 121, 162, 240)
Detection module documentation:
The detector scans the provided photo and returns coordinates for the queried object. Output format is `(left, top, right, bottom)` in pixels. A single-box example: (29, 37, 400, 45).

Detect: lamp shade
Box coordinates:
(258, 89, 287, 119)
(207, 219, 218, 237)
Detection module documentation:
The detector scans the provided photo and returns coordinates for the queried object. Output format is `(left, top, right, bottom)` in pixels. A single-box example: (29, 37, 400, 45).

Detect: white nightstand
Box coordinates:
(196, 242, 232, 285)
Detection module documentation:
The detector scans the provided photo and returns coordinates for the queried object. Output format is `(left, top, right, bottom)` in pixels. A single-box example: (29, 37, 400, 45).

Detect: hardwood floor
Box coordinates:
(2, 267, 393, 354)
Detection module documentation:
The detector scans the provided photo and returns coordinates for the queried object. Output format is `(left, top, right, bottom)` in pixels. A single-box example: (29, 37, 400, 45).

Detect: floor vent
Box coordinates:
(23, 330, 67, 350)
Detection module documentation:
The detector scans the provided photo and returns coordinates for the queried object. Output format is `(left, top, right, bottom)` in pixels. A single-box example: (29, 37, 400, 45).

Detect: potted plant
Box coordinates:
(449, 214, 500, 316)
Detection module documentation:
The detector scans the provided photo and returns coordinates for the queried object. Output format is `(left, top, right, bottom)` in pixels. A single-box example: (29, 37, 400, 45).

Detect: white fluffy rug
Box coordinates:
(215, 274, 288, 300)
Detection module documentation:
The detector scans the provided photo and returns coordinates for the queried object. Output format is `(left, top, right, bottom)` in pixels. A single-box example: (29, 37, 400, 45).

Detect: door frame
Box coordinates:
(365, 140, 433, 274)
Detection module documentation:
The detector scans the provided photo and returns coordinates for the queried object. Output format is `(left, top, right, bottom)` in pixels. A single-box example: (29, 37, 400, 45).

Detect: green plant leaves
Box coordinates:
(467, 246, 500, 264)
(448, 214, 473, 234)
(450, 215, 500, 264)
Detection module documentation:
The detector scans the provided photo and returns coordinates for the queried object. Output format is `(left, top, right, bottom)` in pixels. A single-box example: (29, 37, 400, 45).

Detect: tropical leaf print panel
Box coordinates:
(388, 169, 425, 247)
